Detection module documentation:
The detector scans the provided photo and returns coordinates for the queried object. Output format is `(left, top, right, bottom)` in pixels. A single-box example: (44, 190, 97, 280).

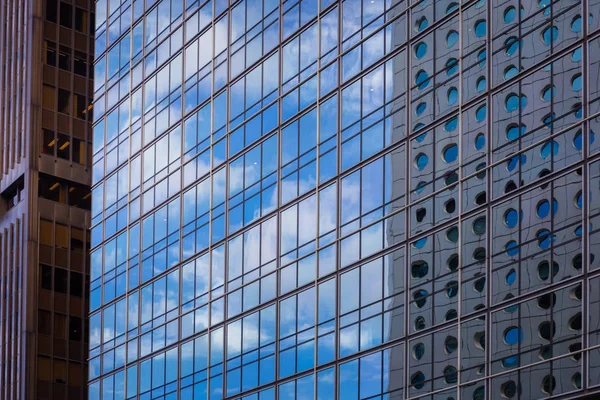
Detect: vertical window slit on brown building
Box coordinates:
(57, 133, 70, 160)
(73, 93, 87, 119)
(58, 46, 70, 71)
(45, 0, 57, 22)
(73, 138, 85, 164)
(57, 89, 70, 115)
(42, 129, 55, 155)
(75, 8, 88, 33)
(42, 85, 56, 110)
(69, 316, 82, 341)
(54, 268, 68, 293)
(70, 272, 83, 297)
(44, 41, 56, 66)
(74, 52, 87, 77)
(40, 264, 52, 290)
(59, 2, 72, 28)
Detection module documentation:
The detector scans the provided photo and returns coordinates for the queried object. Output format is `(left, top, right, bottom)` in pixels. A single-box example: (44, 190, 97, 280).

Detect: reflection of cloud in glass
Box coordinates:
(340, 325, 359, 351)
(212, 245, 225, 289)
(214, 16, 228, 55)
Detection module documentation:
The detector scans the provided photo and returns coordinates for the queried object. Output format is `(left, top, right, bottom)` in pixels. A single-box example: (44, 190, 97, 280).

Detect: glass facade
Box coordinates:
(90, 0, 600, 397)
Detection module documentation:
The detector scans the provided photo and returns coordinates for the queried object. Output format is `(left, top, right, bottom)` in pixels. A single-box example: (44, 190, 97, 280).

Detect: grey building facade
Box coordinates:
(90, 0, 600, 398)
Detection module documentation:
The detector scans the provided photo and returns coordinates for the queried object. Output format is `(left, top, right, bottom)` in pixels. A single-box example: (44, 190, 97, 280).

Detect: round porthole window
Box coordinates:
(504, 6, 516, 23)
(414, 42, 427, 58)
(503, 326, 524, 345)
(442, 144, 458, 163)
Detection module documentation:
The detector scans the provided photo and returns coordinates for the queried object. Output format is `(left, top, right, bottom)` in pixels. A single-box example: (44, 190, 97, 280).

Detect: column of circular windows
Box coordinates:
(408, 1, 489, 397)
(487, 0, 587, 389)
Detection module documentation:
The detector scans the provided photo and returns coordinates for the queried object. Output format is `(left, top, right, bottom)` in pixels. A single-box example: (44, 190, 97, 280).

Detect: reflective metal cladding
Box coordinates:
(90, 0, 600, 398)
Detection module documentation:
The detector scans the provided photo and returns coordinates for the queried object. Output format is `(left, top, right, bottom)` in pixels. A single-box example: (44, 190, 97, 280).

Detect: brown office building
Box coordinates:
(0, 0, 93, 398)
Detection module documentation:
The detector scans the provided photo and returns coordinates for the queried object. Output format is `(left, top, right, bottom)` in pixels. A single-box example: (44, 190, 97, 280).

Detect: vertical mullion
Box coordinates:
(484, 0, 492, 397)
(581, 0, 590, 388)
(404, 1, 412, 397)
(456, 1, 464, 398)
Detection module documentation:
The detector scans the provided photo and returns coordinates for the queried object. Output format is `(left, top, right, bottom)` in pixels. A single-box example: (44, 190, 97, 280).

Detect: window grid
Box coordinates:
(90, 0, 600, 398)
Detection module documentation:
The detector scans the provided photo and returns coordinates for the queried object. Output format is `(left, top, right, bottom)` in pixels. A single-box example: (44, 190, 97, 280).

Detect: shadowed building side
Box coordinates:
(0, 0, 93, 398)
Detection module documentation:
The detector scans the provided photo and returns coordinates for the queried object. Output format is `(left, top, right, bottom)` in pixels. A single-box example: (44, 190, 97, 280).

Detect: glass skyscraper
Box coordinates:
(90, 0, 600, 398)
